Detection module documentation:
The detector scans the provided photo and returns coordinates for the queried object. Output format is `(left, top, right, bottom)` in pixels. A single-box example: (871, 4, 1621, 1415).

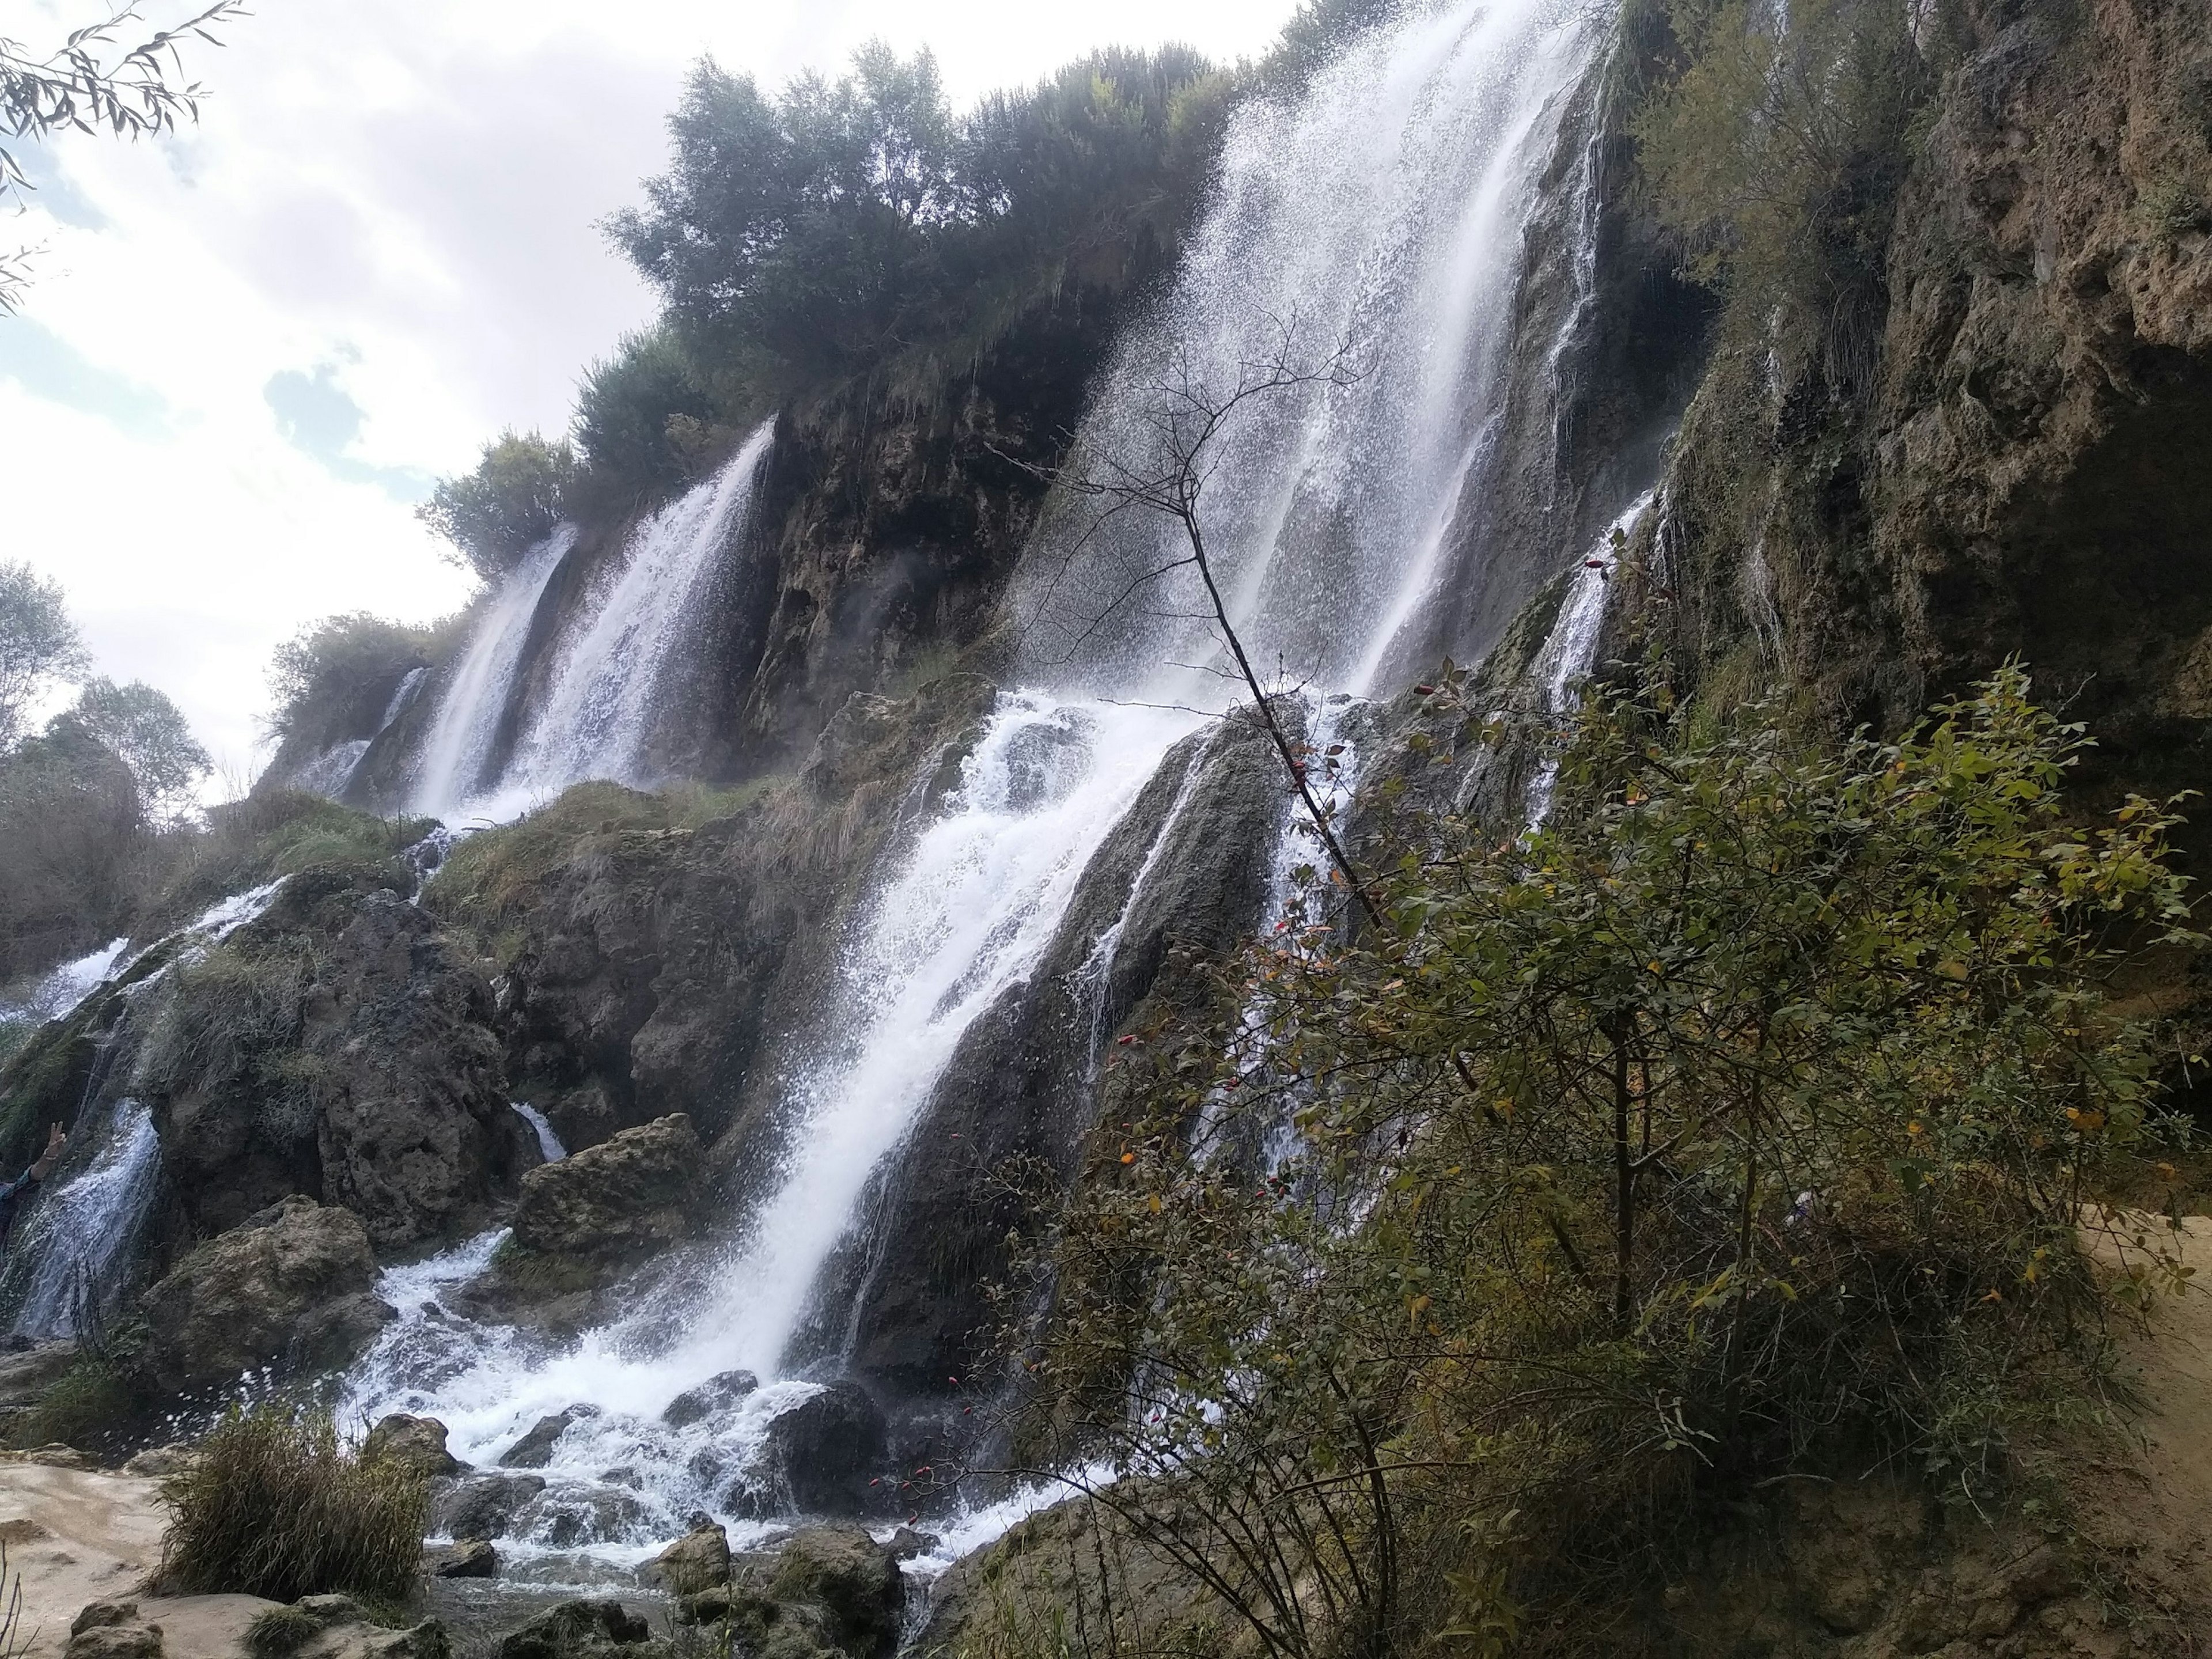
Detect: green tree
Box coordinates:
(1, 2, 243, 310)
(418, 429, 579, 584)
(61, 676, 209, 822)
(0, 559, 87, 749)
(1012, 666, 2200, 1654)
(609, 42, 957, 378)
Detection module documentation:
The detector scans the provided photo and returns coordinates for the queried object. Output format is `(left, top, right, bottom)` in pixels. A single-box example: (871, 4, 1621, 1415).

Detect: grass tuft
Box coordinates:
(159, 1406, 429, 1605)
(245, 1605, 324, 1659)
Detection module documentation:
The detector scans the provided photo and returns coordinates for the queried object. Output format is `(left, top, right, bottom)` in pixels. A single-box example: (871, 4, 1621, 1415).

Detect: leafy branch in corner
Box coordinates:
(0, 2, 246, 310)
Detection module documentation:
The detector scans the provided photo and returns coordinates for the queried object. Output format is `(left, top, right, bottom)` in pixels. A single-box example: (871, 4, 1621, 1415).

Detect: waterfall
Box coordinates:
(410, 529, 576, 820)
(1019, 0, 1603, 702)
(1, 937, 130, 1029)
(411, 422, 774, 823)
(495, 423, 774, 810)
(1523, 487, 1654, 825)
(343, 0, 1625, 1555)
(8, 1099, 160, 1339)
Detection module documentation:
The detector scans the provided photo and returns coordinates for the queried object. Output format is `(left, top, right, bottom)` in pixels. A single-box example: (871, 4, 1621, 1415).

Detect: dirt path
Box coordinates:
(2076, 1213, 2212, 1643)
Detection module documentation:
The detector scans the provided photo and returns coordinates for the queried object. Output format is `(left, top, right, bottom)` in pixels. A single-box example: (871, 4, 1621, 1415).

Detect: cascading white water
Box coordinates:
(490, 423, 774, 813)
(1523, 487, 1654, 825)
(0, 937, 129, 1028)
(344, 0, 1623, 1563)
(347, 695, 1199, 1529)
(411, 529, 577, 820)
(9, 1099, 159, 1338)
(1021, 0, 1602, 703)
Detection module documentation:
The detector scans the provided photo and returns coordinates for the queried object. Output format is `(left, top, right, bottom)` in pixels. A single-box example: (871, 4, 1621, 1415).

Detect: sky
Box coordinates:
(0, 0, 1303, 789)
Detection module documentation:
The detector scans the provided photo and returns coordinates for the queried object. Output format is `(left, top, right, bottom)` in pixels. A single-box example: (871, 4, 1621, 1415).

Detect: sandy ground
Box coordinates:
(2075, 1212, 2212, 1643)
(0, 1463, 271, 1659)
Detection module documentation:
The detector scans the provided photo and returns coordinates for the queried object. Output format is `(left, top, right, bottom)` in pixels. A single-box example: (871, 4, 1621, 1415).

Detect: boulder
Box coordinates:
(639, 1522, 729, 1598)
(497, 1408, 596, 1470)
(660, 1370, 757, 1429)
(64, 1625, 161, 1659)
(428, 1539, 498, 1580)
(363, 1414, 463, 1479)
(510, 1116, 705, 1266)
(745, 1384, 888, 1517)
(132, 1197, 392, 1396)
(716, 1529, 902, 1659)
(71, 1601, 140, 1634)
(433, 1474, 546, 1540)
(494, 1600, 652, 1659)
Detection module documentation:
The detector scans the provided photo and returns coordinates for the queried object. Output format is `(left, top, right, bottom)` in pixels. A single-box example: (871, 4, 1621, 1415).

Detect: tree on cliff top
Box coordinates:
(0, 559, 87, 749)
(418, 429, 579, 584)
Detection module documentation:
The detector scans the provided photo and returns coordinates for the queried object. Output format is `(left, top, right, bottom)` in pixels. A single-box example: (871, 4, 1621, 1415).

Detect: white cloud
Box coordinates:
(0, 0, 1301, 782)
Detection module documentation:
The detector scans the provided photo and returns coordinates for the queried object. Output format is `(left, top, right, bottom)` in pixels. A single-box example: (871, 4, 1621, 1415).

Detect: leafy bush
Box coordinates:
(1634, 0, 1934, 392)
(160, 1406, 429, 1604)
(418, 430, 579, 584)
(1012, 666, 2200, 1654)
(266, 613, 446, 751)
(573, 325, 724, 501)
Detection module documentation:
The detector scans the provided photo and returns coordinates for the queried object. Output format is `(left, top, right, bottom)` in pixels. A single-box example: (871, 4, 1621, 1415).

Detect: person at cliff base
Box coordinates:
(0, 1124, 69, 1245)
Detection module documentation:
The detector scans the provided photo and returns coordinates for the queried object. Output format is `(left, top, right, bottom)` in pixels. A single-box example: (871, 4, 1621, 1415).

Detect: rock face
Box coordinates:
(688, 1529, 903, 1659)
(510, 1117, 703, 1264)
(132, 1197, 391, 1396)
(738, 1385, 890, 1518)
(431, 1475, 545, 1542)
(361, 1415, 463, 1480)
(145, 872, 525, 1255)
(494, 1601, 651, 1659)
(1659, 0, 2212, 787)
(640, 1521, 729, 1598)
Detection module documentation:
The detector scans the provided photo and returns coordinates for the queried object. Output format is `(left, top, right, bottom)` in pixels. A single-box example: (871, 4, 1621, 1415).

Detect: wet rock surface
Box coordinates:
(493, 1600, 652, 1659)
(734, 1384, 889, 1518)
(132, 1196, 391, 1396)
(147, 877, 523, 1256)
(508, 1119, 703, 1266)
(364, 1414, 465, 1480)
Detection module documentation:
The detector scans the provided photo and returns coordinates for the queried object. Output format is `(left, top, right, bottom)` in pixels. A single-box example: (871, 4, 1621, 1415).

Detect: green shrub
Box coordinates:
(6, 1359, 134, 1452)
(418, 430, 579, 584)
(1014, 665, 2200, 1655)
(266, 613, 450, 752)
(572, 325, 723, 502)
(1634, 0, 1934, 392)
(160, 1406, 429, 1604)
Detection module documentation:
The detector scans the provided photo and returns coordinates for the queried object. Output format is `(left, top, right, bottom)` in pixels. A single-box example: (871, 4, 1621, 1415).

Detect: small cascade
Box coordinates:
(290, 664, 430, 804)
(512, 1103, 566, 1163)
(411, 529, 577, 820)
(1, 937, 130, 1028)
(0, 878, 292, 1336)
(1523, 487, 1655, 826)
(8, 1099, 160, 1339)
(494, 423, 774, 810)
